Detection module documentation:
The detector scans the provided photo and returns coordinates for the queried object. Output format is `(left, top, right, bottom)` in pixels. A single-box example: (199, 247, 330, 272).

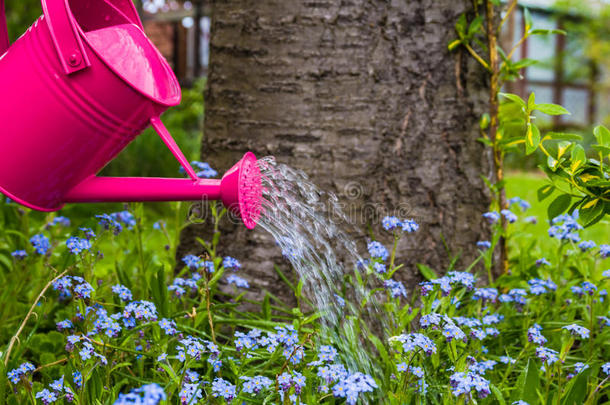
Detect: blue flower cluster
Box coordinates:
(508, 196, 531, 211)
(227, 274, 250, 289)
(367, 241, 388, 260)
(332, 372, 378, 405)
(562, 324, 590, 339)
(211, 378, 237, 401)
(30, 233, 50, 255)
(182, 254, 200, 268)
(96, 210, 136, 234)
(112, 284, 133, 301)
(381, 216, 419, 233)
(52, 276, 94, 300)
(47, 216, 71, 228)
(477, 240, 491, 250)
(223, 256, 241, 270)
(66, 236, 92, 254)
(420, 271, 476, 296)
(449, 371, 490, 398)
(384, 279, 408, 298)
(175, 335, 221, 370)
(500, 209, 518, 223)
(527, 324, 548, 345)
(35, 376, 74, 404)
(241, 375, 273, 394)
(168, 275, 198, 298)
(548, 212, 583, 242)
(179, 161, 218, 178)
(11, 249, 27, 259)
(114, 383, 166, 405)
(7, 362, 34, 384)
(528, 278, 557, 295)
(391, 333, 437, 356)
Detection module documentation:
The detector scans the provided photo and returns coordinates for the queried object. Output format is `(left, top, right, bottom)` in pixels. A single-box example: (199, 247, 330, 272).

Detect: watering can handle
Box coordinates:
(41, 0, 91, 74)
(150, 116, 200, 181)
(0, 0, 9, 55)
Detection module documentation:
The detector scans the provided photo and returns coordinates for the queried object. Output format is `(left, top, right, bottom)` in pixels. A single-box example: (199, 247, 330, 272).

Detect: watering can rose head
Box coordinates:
(0, 0, 262, 229)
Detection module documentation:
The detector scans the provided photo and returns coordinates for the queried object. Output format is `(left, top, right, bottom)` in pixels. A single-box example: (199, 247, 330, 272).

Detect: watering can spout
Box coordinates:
(64, 153, 263, 229)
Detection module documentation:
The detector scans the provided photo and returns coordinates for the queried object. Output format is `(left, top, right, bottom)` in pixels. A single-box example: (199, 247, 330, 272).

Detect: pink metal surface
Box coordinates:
(0, 0, 262, 228)
(220, 152, 263, 230)
(41, 0, 90, 74)
(64, 152, 263, 230)
(150, 116, 199, 180)
(65, 177, 222, 202)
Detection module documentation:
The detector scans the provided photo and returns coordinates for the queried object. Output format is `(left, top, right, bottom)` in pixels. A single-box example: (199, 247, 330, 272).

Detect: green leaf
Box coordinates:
(593, 125, 610, 146)
(0, 363, 6, 405)
(150, 266, 169, 318)
(0, 253, 11, 273)
(591, 145, 610, 156)
(512, 58, 538, 69)
(480, 113, 490, 130)
(368, 334, 391, 373)
(535, 103, 570, 116)
(416, 263, 438, 281)
(511, 359, 540, 404)
(302, 312, 322, 325)
(525, 124, 541, 155)
(274, 265, 296, 293)
(537, 184, 555, 202)
(579, 198, 604, 227)
(556, 141, 572, 160)
(262, 293, 271, 320)
(561, 367, 591, 405)
(114, 261, 132, 290)
(468, 16, 484, 37)
(546, 132, 583, 141)
(455, 14, 467, 37)
(46, 331, 64, 350)
(527, 92, 536, 112)
(548, 194, 572, 220)
(490, 384, 506, 405)
(530, 28, 567, 35)
(524, 8, 533, 32)
(547, 155, 559, 171)
(39, 352, 56, 365)
(570, 144, 586, 173)
(448, 39, 462, 51)
(500, 92, 527, 109)
(86, 368, 103, 404)
(477, 137, 493, 146)
(587, 179, 610, 187)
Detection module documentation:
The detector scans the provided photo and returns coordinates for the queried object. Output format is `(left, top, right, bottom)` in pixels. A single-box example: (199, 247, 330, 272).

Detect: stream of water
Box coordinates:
(256, 156, 387, 375)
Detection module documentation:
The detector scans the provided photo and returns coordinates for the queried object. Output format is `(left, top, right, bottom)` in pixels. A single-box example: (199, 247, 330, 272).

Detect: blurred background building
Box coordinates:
(501, 0, 609, 128)
(139, 0, 211, 85)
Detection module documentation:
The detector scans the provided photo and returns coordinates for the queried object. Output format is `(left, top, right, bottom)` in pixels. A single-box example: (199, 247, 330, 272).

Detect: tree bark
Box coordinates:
(179, 0, 491, 307)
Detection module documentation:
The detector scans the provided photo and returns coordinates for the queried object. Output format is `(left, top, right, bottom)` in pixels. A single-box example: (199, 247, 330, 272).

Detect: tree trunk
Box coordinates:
(179, 0, 491, 307)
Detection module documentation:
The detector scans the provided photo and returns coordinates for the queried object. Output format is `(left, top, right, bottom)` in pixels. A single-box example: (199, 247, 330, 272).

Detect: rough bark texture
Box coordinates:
(178, 0, 491, 307)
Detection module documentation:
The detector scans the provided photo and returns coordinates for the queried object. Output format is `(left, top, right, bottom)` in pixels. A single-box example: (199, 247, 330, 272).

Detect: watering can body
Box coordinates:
(0, 0, 262, 228)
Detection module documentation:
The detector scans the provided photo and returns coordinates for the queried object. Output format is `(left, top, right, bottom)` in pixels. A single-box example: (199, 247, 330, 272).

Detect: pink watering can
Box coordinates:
(0, 0, 262, 229)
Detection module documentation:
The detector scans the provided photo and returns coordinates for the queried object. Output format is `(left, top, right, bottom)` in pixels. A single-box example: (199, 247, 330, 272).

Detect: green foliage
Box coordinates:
(499, 90, 610, 224)
(3, 0, 42, 43)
